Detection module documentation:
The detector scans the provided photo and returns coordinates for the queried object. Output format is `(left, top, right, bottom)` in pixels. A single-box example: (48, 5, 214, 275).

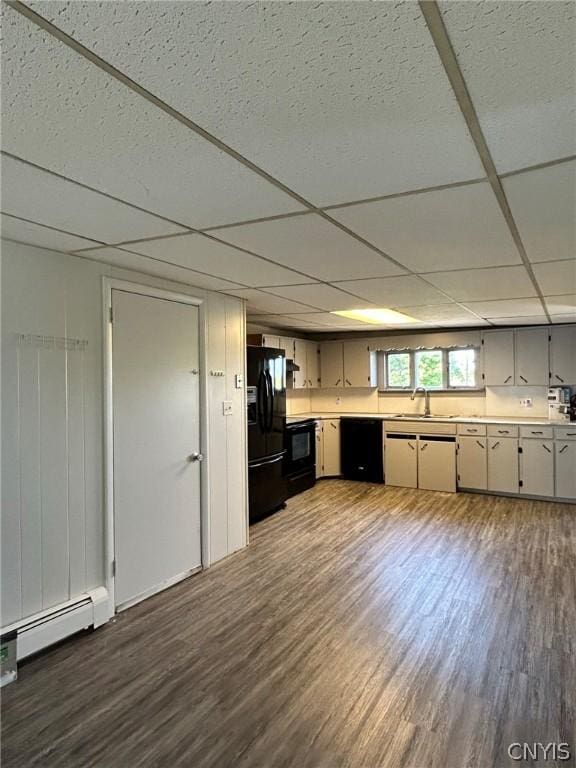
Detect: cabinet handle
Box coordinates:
(504, 375, 512, 383)
(497, 430, 510, 434)
(531, 431, 543, 435)
(467, 428, 478, 433)
(408, 442, 415, 451)
(476, 440, 485, 449)
(559, 445, 568, 454)
(555, 374, 565, 383)
(519, 375, 528, 383)
(420, 443, 428, 451)
(335, 379, 341, 386)
(491, 441, 500, 450)
(542, 444, 551, 453)
(345, 378, 352, 386)
(331, 423, 337, 430)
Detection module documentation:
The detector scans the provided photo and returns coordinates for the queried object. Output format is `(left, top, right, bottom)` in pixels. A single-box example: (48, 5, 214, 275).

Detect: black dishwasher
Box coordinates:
(340, 418, 384, 483)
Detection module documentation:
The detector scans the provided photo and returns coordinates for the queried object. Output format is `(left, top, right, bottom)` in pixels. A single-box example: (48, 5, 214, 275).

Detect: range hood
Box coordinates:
(286, 358, 300, 373)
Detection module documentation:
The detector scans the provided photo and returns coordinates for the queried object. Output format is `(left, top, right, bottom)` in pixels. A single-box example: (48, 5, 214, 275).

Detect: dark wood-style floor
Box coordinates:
(2, 481, 575, 768)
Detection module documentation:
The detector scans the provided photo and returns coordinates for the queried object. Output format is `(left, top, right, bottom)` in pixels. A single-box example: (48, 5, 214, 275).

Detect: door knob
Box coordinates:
(188, 452, 204, 462)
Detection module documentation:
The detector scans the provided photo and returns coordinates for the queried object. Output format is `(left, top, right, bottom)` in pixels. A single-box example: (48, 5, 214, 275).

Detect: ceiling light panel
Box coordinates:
(2, 6, 303, 230)
(28, 1, 484, 205)
(210, 215, 404, 281)
(333, 276, 452, 307)
(439, 1, 576, 172)
(424, 266, 537, 302)
(503, 162, 576, 263)
(332, 308, 418, 325)
(330, 182, 520, 273)
(125, 233, 312, 287)
(1, 214, 98, 252)
(1, 156, 186, 243)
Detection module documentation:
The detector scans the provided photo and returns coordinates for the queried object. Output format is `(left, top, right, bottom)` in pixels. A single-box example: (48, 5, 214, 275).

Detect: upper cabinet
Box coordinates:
(550, 326, 576, 386)
(343, 341, 377, 388)
(483, 327, 550, 386)
(306, 341, 320, 389)
(292, 339, 308, 389)
(320, 342, 344, 388)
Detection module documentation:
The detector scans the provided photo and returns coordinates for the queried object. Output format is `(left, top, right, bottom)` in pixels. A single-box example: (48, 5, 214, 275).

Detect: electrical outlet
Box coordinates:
(520, 398, 533, 408)
(222, 401, 233, 416)
(335, 397, 342, 406)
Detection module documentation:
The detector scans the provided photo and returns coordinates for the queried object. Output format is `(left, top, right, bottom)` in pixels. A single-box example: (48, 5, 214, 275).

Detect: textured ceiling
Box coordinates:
(1, 0, 575, 333)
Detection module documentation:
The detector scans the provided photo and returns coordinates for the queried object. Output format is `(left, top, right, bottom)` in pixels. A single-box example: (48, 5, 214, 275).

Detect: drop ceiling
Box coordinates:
(1, 1, 574, 333)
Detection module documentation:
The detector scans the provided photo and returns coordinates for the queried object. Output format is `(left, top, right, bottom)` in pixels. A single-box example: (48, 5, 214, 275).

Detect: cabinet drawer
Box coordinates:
(385, 420, 456, 435)
(487, 424, 519, 438)
(457, 423, 487, 436)
(519, 426, 554, 439)
(554, 426, 576, 441)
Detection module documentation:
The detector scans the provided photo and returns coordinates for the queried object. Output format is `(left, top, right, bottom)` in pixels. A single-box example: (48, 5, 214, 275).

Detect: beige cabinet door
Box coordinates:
(550, 326, 576, 386)
(520, 439, 554, 496)
(293, 339, 308, 389)
(278, 337, 294, 359)
(384, 435, 418, 488)
(315, 422, 324, 479)
(515, 327, 549, 386)
(320, 342, 344, 388)
(343, 341, 375, 388)
(262, 334, 280, 348)
(555, 442, 576, 499)
(306, 341, 320, 389)
(487, 438, 519, 494)
(418, 438, 456, 492)
(457, 436, 488, 490)
(483, 330, 515, 385)
(322, 419, 341, 476)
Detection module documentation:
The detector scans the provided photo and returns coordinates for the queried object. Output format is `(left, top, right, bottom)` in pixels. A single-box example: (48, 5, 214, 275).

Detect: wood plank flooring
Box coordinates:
(2, 481, 575, 768)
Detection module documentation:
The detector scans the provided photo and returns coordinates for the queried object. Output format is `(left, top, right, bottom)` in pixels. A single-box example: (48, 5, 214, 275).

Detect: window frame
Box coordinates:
(384, 350, 413, 390)
(378, 346, 481, 392)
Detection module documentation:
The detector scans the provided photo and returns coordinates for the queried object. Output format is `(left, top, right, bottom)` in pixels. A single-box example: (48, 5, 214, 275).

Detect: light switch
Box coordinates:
(223, 401, 233, 416)
(235, 374, 244, 389)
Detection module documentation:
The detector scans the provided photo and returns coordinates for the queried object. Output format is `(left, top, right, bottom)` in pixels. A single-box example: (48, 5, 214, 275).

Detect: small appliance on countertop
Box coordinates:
(548, 386, 572, 422)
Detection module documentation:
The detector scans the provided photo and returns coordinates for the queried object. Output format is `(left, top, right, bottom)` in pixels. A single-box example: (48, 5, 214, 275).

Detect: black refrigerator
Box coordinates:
(247, 346, 287, 522)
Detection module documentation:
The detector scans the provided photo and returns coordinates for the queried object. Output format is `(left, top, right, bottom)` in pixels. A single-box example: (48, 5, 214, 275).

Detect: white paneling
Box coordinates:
(80, 248, 241, 292)
(440, 1, 576, 171)
(128, 233, 310, 287)
(395, 304, 487, 326)
(2, 6, 302, 229)
(211, 215, 404, 281)
(224, 289, 320, 314)
(503, 162, 576, 263)
(67, 350, 87, 597)
(1, 214, 99, 252)
(545, 295, 576, 314)
(463, 298, 547, 319)
(330, 183, 520, 272)
(28, 1, 483, 204)
(533, 261, 576, 297)
(265, 283, 373, 312)
(333, 276, 452, 307)
(1, 156, 186, 244)
(424, 266, 537, 301)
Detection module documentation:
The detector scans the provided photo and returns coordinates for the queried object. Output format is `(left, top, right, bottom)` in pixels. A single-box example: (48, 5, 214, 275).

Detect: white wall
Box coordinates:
(1, 242, 247, 628)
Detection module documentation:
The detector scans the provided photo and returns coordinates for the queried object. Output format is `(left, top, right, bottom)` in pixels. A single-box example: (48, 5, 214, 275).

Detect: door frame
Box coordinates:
(102, 278, 209, 617)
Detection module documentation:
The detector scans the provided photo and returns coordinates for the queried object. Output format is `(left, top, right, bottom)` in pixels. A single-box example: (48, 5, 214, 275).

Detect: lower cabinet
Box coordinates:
(555, 441, 576, 499)
(322, 419, 341, 477)
(457, 436, 488, 490)
(418, 437, 456, 493)
(520, 439, 555, 497)
(315, 421, 324, 479)
(487, 438, 519, 494)
(385, 434, 418, 488)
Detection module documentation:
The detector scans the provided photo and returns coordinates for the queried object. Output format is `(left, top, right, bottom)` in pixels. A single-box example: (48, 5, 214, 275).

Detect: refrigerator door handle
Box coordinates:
(249, 450, 286, 469)
(266, 370, 274, 433)
(257, 370, 267, 432)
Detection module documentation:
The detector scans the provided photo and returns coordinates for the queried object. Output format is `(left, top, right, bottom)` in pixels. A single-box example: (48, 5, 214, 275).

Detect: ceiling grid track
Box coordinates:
(419, 0, 553, 324)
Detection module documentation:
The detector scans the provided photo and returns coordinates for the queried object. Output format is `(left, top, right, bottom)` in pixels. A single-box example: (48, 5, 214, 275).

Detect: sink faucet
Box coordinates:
(411, 386, 430, 417)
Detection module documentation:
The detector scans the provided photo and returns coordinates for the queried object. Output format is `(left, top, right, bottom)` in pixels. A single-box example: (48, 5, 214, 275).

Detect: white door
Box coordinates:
(457, 436, 488, 490)
(320, 342, 344, 388)
(306, 341, 320, 389)
(418, 438, 456, 492)
(112, 290, 202, 610)
(323, 419, 341, 476)
(483, 331, 514, 385)
(520, 439, 554, 497)
(515, 327, 549, 386)
(315, 422, 324, 478)
(487, 438, 519, 494)
(550, 326, 576, 386)
(293, 339, 308, 389)
(385, 436, 418, 488)
(343, 341, 373, 388)
(555, 442, 576, 499)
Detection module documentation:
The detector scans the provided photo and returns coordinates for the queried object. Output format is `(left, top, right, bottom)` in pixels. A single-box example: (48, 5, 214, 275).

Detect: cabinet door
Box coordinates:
(320, 342, 344, 388)
(550, 326, 576, 386)
(483, 331, 515, 385)
(419, 439, 456, 492)
(343, 341, 375, 388)
(293, 339, 308, 389)
(555, 442, 576, 499)
(515, 327, 549, 386)
(262, 334, 279, 348)
(322, 419, 341, 476)
(520, 440, 554, 496)
(384, 436, 418, 488)
(487, 438, 519, 494)
(306, 341, 320, 389)
(457, 436, 488, 490)
(278, 337, 294, 359)
(315, 422, 324, 479)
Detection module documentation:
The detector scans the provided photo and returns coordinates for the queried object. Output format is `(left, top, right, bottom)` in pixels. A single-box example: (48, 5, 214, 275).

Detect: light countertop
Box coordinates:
(286, 412, 570, 427)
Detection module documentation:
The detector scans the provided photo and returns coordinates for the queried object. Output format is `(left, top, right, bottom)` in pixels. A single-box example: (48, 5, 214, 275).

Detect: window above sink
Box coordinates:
(378, 346, 482, 392)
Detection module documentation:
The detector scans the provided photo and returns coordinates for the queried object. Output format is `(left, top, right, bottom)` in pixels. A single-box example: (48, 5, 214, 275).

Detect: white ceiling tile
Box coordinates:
(211, 215, 404, 281)
(285, 313, 376, 329)
(489, 316, 550, 326)
(333, 276, 452, 307)
(265, 283, 375, 312)
(550, 314, 576, 324)
(2, 6, 302, 229)
(440, 1, 576, 171)
(79, 247, 241, 291)
(28, 1, 484, 205)
(1, 156, 185, 243)
(1, 214, 98, 252)
(532, 261, 576, 297)
(125, 233, 309, 287)
(394, 304, 486, 325)
(424, 266, 537, 302)
(462, 298, 547, 319)
(223, 289, 320, 314)
(330, 182, 520, 272)
(503, 162, 576, 263)
(246, 314, 321, 330)
(544, 295, 576, 314)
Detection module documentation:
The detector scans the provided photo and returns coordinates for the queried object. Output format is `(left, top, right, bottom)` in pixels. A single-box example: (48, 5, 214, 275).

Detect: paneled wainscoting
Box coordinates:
(2, 481, 575, 768)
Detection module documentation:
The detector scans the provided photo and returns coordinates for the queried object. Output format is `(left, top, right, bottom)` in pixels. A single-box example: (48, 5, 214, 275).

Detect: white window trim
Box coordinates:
(378, 346, 482, 392)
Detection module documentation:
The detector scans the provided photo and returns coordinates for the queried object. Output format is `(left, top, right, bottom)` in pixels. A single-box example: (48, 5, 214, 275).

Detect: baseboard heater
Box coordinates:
(1, 587, 109, 662)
